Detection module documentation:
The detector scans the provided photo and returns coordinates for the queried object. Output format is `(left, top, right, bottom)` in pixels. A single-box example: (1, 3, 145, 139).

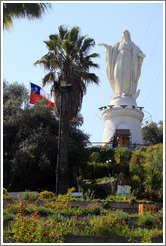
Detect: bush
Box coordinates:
(36, 206, 54, 215)
(138, 214, 160, 228)
(90, 152, 101, 162)
(89, 212, 130, 236)
(143, 144, 163, 192)
(103, 201, 109, 209)
(86, 205, 101, 215)
(4, 213, 64, 243)
(3, 188, 8, 195)
(23, 190, 39, 201)
(112, 209, 129, 222)
(128, 196, 137, 205)
(38, 191, 55, 199)
(3, 213, 16, 221)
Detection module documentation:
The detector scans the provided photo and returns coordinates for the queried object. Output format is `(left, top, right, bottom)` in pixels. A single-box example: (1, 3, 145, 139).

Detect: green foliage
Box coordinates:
(129, 150, 145, 192)
(114, 147, 131, 165)
(5, 212, 64, 243)
(36, 206, 54, 215)
(128, 196, 137, 205)
(86, 147, 114, 163)
(89, 212, 130, 236)
(105, 194, 124, 202)
(3, 81, 89, 191)
(83, 188, 95, 201)
(114, 147, 131, 185)
(129, 150, 145, 175)
(129, 227, 163, 243)
(112, 209, 129, 222)
(23, 190, 39, 201)
(131, 175, 142, 191)
(3, 188, 12, 200)
(143, 144, 163, 192)
(138, 213, 160, 228)
(95, 177, 110, 183)
(3, 213, 16, 221)
(85, 205, 102, 215)
(90, 152, 101, 162)
(38, 191, 55, 199)
(3, 190, 163, 243)
(103, 201, 109, 209)
(3, 188, 8, 195)
(142, 121, 163, 145)
(3, 3, 50, 30)
(81, 161, 113, 179)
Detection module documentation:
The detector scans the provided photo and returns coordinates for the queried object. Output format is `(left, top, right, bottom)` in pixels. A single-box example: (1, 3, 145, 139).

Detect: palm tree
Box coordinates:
(3, 3, 50, 30)
(34, 25, 99, 194)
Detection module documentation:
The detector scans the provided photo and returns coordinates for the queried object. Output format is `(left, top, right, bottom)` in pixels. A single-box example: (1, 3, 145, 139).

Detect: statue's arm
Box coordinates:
(98, 43, 110, 49)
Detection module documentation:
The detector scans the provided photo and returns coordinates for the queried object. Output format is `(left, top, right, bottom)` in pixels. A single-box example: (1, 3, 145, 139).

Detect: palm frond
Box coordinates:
(86, 53, 100, 58)
(81, 38, 95, 52)
(81, 72, 99, 84)
(76, 35, 87, 50)
(44, 40, 57, 51)
(70, 26, 80, 43)
(42, 72, 55, 87)
(59, 25, 68, 40)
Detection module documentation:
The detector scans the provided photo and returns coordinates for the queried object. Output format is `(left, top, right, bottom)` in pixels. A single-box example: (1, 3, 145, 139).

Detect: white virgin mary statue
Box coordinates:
(99, 30, 145, 99)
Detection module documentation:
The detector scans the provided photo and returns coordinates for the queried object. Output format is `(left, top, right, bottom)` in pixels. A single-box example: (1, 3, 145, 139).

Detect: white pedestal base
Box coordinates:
(102, 96, 144, 145)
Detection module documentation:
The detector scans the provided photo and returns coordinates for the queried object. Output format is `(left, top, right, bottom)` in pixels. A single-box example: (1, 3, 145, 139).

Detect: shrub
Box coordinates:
(138, 213, 160, 228)
(106, 194, 124, 202)
(89, 212, 130, 236)
(23, 190, 39, 201)
(128, 196, 137, 205)
(36, 206, 54, 215)
(5, 213, 64, 243)
(38, 191, 55, 199)
(112, 209, 129, 222)
(103, 201, 109, 209)
(25, 204, 37, 214)
(86, 205, 101, 215)
(3, 188, 8, 195)
(143, 144, 163, 192)
(49, 213, 67, 223)
(90, 152, 101, 162)
(3, 213, 16, 221)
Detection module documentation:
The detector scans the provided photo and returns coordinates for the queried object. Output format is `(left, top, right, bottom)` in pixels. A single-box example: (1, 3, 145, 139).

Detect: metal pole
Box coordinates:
(56, 91, 63, 196)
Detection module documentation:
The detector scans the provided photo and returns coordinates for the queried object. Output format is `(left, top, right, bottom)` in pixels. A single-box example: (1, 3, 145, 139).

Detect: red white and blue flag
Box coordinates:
(30, 83, 54, 108)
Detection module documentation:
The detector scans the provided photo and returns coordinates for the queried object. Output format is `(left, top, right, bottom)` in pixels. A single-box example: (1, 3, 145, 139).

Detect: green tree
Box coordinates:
(3, 3, 50, 30)
(114, 147, 131, 185)
(142, 121, 163, 145)
(129, 150, 145, 192)
(34, 25, 99, 194)
(143, 144, 163, 192)
(3, 81, 89, 191)
(90, 152, 102, 162)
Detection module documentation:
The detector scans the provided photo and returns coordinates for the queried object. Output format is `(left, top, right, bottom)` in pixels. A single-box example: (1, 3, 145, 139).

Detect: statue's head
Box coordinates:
(122, 30, 131, 41)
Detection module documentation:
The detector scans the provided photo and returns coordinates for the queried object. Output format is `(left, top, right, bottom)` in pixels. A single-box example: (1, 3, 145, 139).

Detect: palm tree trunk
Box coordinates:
(56, 92, 71, 194)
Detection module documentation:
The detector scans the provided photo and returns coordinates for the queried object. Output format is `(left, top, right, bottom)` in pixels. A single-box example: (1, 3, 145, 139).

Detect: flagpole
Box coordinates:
(56, 90, 63, 196)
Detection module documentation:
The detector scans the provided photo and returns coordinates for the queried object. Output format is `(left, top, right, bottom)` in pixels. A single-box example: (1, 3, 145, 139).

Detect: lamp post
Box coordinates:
(54, 80, 72, 196)
(106, 160, 113, 190)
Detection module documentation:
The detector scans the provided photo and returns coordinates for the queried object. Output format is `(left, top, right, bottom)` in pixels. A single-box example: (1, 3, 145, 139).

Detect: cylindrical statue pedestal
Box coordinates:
(102, 96, 144, 145)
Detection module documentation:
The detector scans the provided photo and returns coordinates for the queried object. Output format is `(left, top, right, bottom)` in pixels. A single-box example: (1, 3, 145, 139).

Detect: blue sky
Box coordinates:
(2, 1, 164, 143)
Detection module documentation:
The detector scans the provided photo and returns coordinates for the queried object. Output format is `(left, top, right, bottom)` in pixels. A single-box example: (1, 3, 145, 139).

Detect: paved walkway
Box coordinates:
(8, 191, 38, 199)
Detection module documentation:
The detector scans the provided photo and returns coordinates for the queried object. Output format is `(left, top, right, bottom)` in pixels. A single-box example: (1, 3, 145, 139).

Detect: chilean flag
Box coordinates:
(30, 83, 54, 108)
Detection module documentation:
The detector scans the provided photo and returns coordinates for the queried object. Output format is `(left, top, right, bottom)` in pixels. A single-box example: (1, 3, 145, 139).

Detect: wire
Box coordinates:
(139, 4, 159, 46)
(142, 31, 162, 73)
(143, 68, 163, 106)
